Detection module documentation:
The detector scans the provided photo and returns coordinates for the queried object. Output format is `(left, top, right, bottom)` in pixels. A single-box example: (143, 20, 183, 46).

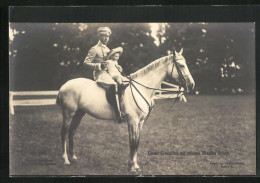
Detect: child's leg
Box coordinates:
(112, 75, 122, 85)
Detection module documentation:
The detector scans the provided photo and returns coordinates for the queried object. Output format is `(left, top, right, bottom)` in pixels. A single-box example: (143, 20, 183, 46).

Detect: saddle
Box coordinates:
(96, 80, 129, 123)
(96, 79, 129, 105)
(105, 85, 124, 105)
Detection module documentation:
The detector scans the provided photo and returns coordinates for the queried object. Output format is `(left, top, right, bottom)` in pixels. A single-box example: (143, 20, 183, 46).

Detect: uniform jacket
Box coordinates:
(84, 41, 110, 80)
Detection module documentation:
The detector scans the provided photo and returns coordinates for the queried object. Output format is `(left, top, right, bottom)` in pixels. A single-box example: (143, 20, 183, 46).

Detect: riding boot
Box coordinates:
(110, 85, 125, 123)
(120, 82, 130, 91)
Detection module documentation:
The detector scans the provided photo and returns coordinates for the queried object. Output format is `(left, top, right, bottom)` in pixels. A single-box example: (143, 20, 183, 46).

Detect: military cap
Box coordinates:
(97, 27, 112, 36)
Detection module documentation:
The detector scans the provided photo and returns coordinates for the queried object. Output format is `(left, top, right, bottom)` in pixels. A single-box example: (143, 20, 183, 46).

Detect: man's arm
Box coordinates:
(83, 47, 102, 70)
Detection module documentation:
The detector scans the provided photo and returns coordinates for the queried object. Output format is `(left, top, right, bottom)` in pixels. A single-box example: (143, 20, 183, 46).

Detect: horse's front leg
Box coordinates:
(127, 118, 142, 172)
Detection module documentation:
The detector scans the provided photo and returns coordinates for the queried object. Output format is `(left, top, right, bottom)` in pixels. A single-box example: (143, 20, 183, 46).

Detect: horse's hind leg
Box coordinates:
(61, 109, 75, 165)
(68, 110, 85, 160)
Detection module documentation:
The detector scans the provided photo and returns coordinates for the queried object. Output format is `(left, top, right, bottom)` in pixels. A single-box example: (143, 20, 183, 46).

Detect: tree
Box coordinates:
(9, 23, 255, 94)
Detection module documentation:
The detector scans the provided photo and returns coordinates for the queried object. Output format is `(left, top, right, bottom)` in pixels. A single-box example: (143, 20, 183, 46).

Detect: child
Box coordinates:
(105, 47, 128, 88)
(105, 47, 128, 123)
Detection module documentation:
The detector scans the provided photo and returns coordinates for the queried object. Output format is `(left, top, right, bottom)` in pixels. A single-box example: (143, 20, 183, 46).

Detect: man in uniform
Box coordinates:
(83, 27, 126, 123)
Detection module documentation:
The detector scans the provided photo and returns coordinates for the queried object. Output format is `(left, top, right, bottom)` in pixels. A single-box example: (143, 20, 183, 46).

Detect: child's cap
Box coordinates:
(107, 47, 123, 59)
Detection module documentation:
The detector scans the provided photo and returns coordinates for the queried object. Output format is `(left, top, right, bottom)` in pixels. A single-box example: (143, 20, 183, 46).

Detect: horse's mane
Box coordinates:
(130, 54, 173, 79)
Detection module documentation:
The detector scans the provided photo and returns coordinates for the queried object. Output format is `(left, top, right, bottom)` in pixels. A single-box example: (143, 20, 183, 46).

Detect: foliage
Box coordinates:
(9, 23, 255, 94)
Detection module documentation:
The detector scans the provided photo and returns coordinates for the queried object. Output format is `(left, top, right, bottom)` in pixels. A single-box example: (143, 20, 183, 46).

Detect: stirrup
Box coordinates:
(117, 112, 127, 124)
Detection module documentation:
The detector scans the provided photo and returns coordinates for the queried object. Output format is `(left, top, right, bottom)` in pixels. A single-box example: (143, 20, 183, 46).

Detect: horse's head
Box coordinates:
(167, 48, 195, 92)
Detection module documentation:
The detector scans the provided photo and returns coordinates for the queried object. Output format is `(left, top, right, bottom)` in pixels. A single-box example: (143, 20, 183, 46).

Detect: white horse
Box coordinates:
(56, 48, 195, 172)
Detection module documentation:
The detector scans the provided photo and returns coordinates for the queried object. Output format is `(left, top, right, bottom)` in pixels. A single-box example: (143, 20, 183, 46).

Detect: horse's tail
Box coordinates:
(56, 92, 61, 105)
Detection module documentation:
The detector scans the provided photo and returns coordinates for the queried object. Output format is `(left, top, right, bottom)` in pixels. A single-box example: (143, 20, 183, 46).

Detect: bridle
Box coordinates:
(168, 57, 190, 109)
(124, 56, 189, 122)
(170, 57, 190, 89)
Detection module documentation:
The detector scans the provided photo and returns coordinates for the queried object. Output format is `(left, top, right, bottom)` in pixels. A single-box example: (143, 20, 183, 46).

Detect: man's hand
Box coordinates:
(116, 65, 123, 73)
(101, 62, 108, 70)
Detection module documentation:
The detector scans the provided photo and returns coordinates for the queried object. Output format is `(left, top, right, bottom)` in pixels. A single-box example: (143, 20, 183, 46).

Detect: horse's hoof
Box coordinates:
(129, 169, 137, 173)
(128, 166, 138, 173)
(72, 155, 78, 160)
(136, 167, 142, 172)
(64, 161, 70, 165)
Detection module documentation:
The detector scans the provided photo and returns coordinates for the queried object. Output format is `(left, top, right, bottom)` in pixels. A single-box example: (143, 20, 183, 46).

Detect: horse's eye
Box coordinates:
(179, 64, 185, 68)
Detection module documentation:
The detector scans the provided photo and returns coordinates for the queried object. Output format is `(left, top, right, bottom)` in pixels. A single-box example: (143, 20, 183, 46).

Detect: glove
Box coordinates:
(101, 62, 108, 70)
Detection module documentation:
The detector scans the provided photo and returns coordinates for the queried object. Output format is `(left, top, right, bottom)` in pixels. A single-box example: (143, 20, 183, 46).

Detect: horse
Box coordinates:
(56, 48, 195, 172)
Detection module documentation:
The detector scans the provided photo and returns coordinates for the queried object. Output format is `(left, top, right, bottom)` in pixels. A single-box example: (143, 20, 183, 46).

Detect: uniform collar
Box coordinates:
(97, 40, 108, 48)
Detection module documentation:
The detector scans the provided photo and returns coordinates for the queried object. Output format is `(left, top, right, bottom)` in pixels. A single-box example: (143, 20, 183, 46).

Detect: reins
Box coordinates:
(128, 76, 154, 122)
(125, 75, 185, 122)
(119, 57, 187, 122)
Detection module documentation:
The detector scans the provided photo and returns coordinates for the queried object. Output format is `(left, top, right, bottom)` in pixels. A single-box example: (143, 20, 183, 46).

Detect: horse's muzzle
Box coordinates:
(186, 80, 195, 92)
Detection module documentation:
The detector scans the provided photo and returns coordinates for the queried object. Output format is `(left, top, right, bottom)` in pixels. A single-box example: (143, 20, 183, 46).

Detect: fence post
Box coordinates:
(159, 84, 162, 96)
(9, 92, 14, 115)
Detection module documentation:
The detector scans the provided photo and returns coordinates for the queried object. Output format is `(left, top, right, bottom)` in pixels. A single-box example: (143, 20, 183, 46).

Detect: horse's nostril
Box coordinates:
(187, 82, 195, 92)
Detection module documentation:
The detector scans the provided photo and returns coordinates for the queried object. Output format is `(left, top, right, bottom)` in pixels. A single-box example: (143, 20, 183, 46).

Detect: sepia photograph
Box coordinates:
(9, 22, 255, 175)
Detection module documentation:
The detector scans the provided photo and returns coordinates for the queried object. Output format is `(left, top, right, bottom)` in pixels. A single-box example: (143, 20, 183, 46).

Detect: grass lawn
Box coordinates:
(9, 95, 255, 175)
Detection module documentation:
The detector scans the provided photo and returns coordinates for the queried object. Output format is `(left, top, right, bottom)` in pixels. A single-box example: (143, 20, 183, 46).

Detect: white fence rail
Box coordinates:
(154, 81, 184, 99)
(9, 91, 59, 115)
(9, 82, 183, 115)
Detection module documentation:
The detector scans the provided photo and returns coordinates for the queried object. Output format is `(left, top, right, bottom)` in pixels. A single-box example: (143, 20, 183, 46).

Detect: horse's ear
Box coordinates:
(179, 48, 183, 55)
(173, 47, 178, 56)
